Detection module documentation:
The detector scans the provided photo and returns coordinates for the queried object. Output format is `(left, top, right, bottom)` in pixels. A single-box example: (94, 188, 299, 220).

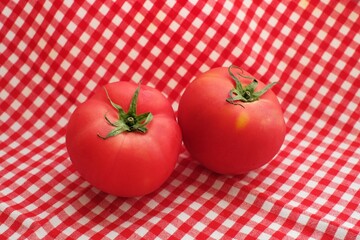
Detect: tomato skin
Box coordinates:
(178, 67, 286, 174)
(66, 82, 182, 197)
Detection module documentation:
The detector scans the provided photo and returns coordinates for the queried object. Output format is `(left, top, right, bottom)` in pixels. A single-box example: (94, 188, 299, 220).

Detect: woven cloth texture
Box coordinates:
(1, 1, 360, 239)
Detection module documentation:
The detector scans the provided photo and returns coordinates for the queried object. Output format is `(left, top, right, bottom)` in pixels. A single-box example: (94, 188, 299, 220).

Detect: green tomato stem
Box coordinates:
(226, 65, 277, 106)
(97, 85, 153, 140)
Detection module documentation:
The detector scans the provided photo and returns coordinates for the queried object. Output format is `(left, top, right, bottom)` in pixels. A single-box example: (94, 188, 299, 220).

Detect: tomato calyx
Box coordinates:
(226, 65, 277, 107)
(97, 85, 153, 140)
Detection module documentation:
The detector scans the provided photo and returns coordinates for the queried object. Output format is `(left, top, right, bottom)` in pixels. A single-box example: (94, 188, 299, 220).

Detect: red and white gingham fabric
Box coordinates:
(1, 0, 360, 239)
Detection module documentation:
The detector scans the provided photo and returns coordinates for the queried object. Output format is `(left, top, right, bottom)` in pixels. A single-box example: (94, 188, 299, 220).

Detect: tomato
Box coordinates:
(66, 81, 182, 197)
(178, 66, 286, 175)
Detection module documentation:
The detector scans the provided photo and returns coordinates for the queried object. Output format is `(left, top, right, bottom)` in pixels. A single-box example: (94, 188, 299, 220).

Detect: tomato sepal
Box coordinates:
(97, 85, 153, 140)
(226, 65, 277, 106)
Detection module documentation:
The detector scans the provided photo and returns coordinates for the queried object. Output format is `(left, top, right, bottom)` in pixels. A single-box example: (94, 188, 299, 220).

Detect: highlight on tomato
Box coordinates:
(178, 65, 286, 175)
(66, 81, 182, 197)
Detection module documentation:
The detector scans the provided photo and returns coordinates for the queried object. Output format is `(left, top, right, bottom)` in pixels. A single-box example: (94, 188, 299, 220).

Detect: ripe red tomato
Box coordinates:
(66, 81, 182, 197)
(178, 66, 286, 174)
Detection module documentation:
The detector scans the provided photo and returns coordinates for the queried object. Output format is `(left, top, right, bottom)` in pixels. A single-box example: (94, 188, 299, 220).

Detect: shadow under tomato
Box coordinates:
(64, 150, 262, 228)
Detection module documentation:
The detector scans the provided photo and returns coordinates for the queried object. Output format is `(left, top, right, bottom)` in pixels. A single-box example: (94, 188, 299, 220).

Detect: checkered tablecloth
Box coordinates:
(1, 0, 360, 239)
